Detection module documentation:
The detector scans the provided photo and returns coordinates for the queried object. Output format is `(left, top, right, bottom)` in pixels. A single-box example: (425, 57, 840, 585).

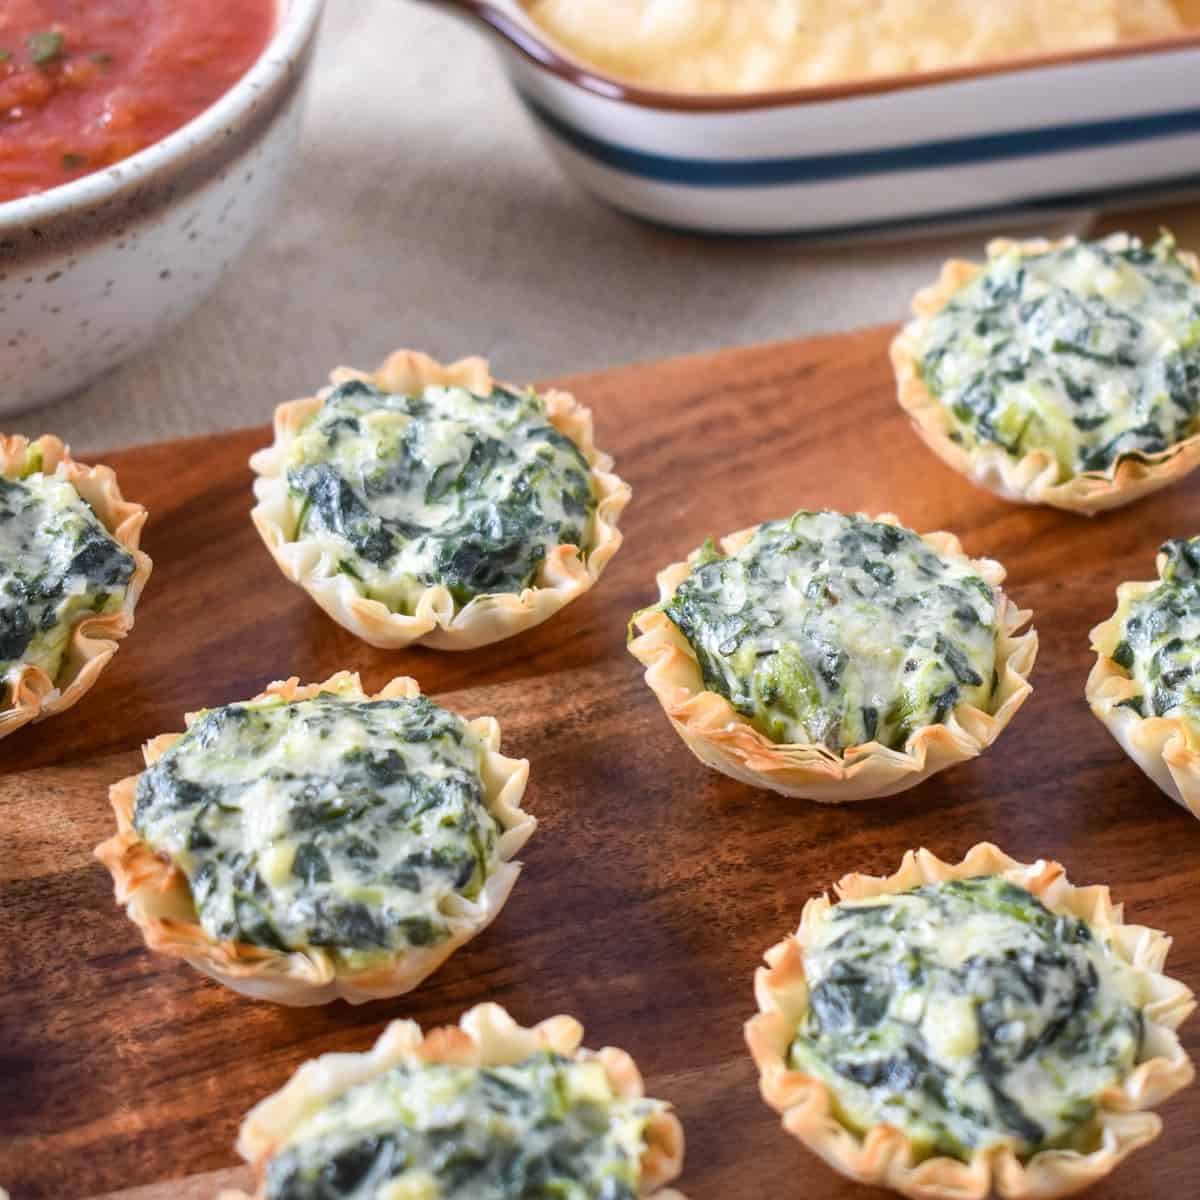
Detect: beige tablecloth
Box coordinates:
(17, 0, 1200, 454)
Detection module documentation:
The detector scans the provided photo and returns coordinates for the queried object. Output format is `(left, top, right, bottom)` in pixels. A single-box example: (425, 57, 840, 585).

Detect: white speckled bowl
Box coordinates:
(0, 0, 324, 415)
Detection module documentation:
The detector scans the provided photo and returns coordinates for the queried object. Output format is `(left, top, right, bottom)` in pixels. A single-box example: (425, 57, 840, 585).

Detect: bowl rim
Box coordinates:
(455, 0, 1200, 112)
(0, 0, 324, 230)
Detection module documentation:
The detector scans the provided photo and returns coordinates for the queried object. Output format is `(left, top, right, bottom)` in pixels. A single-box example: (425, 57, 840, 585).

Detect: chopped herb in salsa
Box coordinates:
(0, 0, 275, 202)
(27, 30, 63, 67)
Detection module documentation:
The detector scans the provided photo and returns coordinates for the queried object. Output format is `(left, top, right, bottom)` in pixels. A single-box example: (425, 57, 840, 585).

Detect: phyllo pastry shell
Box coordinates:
(95, 672, 534, 1005)
(0, 434, 150, 739)
(220, 1003, 686, 1200)
(628, 510, 1036, 802)
(1087, 535, 1200, 817)
(249, 349, 631, 650)
(891, 233, 1200, 514)
(746, 843, 1195, 1200)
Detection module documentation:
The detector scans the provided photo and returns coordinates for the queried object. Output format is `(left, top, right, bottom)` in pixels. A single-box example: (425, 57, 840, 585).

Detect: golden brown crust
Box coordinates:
(0, 434, 151, 740)
(890, 235, 1200, 515)
(219, 1003, 685, 1200)
(1087, 549, 1200, 817)
(627, 513, 1037, 802)
(248, 349, 631, 651)
(94, 672, 535, 1006)
(745, 843, 1196, 1200)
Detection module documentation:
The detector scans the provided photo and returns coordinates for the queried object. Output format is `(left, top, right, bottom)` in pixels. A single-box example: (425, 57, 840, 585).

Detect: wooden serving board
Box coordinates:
(2, 325, 1198, 1200)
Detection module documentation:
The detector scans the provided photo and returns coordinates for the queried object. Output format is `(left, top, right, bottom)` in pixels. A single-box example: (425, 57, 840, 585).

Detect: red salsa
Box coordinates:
(0, 0, 277, 203)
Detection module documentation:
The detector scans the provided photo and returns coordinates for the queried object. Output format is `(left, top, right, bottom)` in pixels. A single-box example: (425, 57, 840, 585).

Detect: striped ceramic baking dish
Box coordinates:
(422, 0, 1200, 238)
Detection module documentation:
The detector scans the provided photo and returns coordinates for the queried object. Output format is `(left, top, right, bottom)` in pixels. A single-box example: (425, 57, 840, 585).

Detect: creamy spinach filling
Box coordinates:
(265, 1051, 663, 1200)
(657, 511, 998, 751)
(1110, 535, 1200, 733)
(0, 471, 134, 688)
(132, 689, 502, 967)
(284, 379, 597, 611)
(917, 233, 1200, 477)
(790, 877, 1142, 1160)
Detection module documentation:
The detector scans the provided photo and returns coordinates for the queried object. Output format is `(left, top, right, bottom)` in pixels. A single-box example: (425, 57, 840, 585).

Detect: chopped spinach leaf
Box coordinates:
(284, 381, 597, 613)
(0, 474, 134, 685)
(132, 691, 501, 963)
(657, 511, 997, 752)
(916, 234, 1200, 479)
(790, 876, 1142, 1162)
(264, 1052, 663, 1200)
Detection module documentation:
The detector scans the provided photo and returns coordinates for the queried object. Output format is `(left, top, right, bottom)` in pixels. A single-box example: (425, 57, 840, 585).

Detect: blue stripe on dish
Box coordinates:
(597, 169, 1200, 240)
(520, 95, 1200, 187)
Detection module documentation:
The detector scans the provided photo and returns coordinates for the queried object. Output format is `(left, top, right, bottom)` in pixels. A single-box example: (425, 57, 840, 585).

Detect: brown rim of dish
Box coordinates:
(432, 0, 1200, 113)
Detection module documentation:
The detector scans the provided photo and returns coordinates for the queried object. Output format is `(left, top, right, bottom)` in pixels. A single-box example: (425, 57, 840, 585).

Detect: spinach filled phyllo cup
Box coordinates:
(0, 434, 150, 738)
(746, 843, 1195, 1200)
(95, 672, 534, 1005)
(628, 510, 1036, 802)
(250, 349, 630, 650)
(891, 232, 1200, 514)
(1088, 535, 1200, 818)
(222, 1003, 686, 1200)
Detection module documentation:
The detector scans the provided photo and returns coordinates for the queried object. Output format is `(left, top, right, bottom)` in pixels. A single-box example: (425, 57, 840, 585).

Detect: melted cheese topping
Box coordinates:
(1108, 535, 1200, 739)
(917, 233, 1200, 479)
(0, 472, 134, 688)
(264, 1052, 663, 1200)
(791, 877, 1144, 1160)
(284, 380, 596, 613)
(133, 682, 502, 967)
(523, 0, 1183, 93)
(659, 511, 998, 751)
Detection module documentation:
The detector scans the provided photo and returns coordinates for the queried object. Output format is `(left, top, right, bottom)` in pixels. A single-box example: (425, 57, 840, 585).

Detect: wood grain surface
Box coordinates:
(1, 325, 1198, 1200)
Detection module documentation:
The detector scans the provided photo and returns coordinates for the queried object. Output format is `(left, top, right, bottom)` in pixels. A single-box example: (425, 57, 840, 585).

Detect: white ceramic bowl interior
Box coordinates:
(0, 0, 324, 415)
